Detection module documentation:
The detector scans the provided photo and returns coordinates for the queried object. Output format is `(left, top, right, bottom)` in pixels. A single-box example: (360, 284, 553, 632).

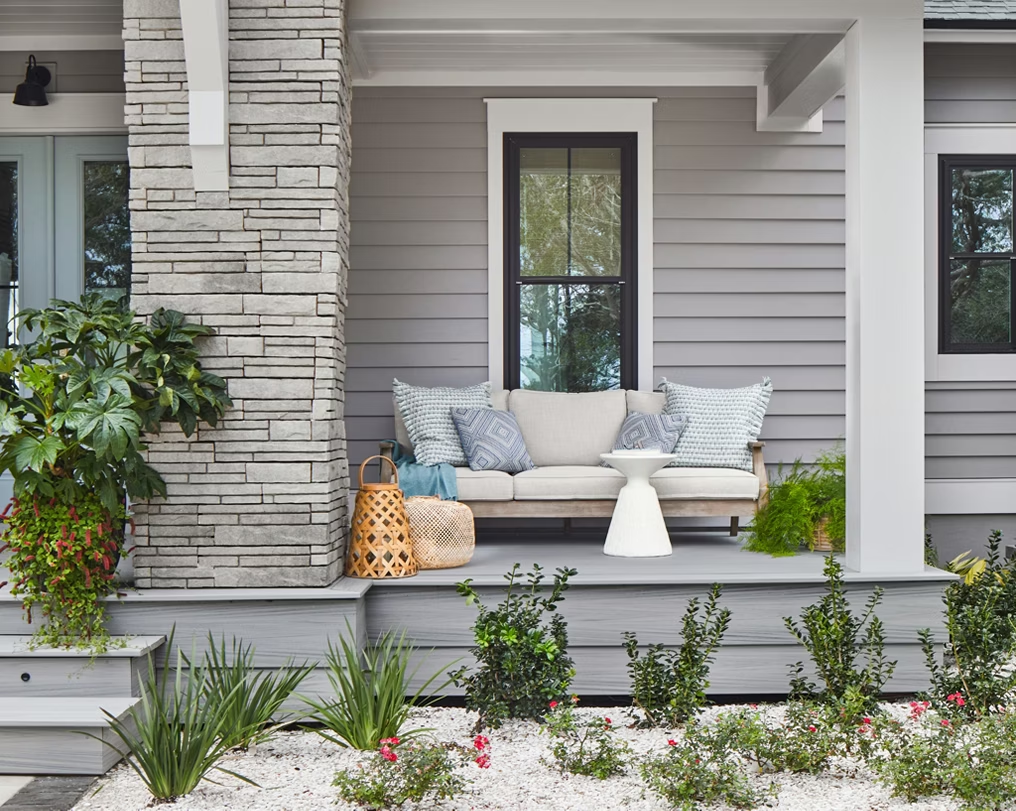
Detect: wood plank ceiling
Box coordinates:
(0, 1, 124, 36)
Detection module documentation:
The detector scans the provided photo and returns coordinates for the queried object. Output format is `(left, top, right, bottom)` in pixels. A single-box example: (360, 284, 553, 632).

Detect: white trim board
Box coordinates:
(925, 29, 1016, 44)
(924, 124, 1016, 383)
(0, 94, 126, 135)
(484, 98, 656, 391)
(926, 479, 1016, 515)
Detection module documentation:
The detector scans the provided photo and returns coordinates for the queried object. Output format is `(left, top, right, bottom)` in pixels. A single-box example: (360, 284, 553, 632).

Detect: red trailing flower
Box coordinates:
(473, 735, 489, 751)
(379, 745, 397, 763)
(474, 753, 491, 769)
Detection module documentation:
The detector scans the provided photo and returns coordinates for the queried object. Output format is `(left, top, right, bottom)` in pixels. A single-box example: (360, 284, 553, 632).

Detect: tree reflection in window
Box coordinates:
(83, 161, 131, 302)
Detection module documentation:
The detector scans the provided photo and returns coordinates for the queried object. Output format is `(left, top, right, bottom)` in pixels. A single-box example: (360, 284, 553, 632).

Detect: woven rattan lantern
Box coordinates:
(405, 496, 475, 570)
(346, 455, 417, 578)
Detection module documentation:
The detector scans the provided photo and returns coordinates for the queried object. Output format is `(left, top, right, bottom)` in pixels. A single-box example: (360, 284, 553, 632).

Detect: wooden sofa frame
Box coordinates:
(378, 441, 768, 537)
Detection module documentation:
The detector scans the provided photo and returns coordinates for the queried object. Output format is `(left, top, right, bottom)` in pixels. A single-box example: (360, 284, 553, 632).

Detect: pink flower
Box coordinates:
(473, 735, 489, 751)
(863, 717, 872, 725)
(749, 703, 758, 709)
(549, 701, 558, 709)
(380, 737, 400, 746)
(667, 739, 677, 746)
(808, 725, 817, 733)
(475, 753, 491, 769)
(380, 745, 397, 762)
(942, 719, 951, 727)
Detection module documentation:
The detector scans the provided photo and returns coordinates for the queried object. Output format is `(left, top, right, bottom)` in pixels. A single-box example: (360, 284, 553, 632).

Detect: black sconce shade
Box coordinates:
(13, 55, 51, 107)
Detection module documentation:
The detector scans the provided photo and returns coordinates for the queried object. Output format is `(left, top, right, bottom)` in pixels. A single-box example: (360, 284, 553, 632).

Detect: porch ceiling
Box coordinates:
(0, 1, 122, 37)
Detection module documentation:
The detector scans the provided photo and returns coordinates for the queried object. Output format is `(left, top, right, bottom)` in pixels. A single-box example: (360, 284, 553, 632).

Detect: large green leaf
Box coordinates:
(0, 402, 20, 434)
(12, 434, 63, 472)
(67, 396, 142, 460)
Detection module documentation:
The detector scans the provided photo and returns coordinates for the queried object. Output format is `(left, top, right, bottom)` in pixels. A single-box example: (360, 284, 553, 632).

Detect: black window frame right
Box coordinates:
(939, 154, 1016, 354)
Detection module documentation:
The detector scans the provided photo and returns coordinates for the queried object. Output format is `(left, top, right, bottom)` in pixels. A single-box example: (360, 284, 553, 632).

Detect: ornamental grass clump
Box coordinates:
(624, 583, 731, 727)
(454, 563, 577, 729)
(304, 626, 451, 750)
(785, 555, 896, 714)
(542, 696, 630, 780)
(919, 530, 1016, 717)
(333, 735, 491, 810)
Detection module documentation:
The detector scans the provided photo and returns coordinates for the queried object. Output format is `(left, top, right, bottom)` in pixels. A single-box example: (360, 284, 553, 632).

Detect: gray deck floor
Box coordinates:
(375, 533, 953, 587)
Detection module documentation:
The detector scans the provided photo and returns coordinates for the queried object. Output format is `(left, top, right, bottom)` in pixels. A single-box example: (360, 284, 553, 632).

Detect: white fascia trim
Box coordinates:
(926, 478, 1016, 514)
(485, 97, 657, 391)
(924, 124, 1016, 382)
(179, 0, 229, 192)
(0, 35, 124, 52)
(355, 70, 760, 87)
(925, 29, 1016, 43)
(0, 93, 126, 135)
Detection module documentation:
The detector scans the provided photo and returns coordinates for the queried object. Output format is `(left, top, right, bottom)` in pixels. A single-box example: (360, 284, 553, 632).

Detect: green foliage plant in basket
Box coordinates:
(743, 447, 845, 557)
(0, 295, 231, 650)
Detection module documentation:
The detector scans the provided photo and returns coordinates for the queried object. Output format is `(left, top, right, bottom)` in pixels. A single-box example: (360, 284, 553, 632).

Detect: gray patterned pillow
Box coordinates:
(393, 380, 492, 466)
(451, 407, 535, 473)
(661, 377, 772, 471)
(603, 412, 687, 465)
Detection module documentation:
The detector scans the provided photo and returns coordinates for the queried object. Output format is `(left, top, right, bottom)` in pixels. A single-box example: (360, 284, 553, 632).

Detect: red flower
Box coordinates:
(380, 737, 400, 746)
(475, 753, 491, 769)
(695, 758, 701, 764)
(941, 719, 951, 727)
(863, 717, 872, 725)
(473, 735, 489, 751)
(667, 739, 677, 746)
(808, 725, 817, 732)
(549, 701, 558, 709)
(749, 703, 758, 710)
(604, 717, 611, 725)
(380, 745, 397, 762)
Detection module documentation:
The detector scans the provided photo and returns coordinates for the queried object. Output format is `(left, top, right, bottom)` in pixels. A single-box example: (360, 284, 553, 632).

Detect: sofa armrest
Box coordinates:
(379, 441, 396, 483)
(750, 441, 768, 507)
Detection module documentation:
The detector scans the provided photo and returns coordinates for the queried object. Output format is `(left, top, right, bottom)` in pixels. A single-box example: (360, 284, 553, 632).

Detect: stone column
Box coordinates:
(123, 0, 351, 587)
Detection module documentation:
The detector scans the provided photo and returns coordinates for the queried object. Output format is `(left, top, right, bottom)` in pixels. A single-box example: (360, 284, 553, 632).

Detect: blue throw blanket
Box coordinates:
(390, 441, 458, 501)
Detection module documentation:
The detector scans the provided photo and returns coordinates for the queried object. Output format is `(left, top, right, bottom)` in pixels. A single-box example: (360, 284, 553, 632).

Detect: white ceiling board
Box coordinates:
(0, 1, 123, 39)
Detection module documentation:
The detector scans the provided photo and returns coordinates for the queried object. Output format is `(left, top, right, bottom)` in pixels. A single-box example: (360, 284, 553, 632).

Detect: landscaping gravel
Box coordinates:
(72, 704, 965, 811)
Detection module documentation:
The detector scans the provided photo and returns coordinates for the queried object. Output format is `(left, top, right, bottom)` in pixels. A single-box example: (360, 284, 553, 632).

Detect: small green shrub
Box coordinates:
(91, 636, 255, 801)
(200, 634, 315, 751)
(624, 583, 731, 727)
(304, 627, 450, 750)
(785, 555, 896, 713)
(542, 697, 630, 780)
(333, 735, 490, 809)
(453, 563, 577, 729)
(920, 530, 1016, 717)
(640, 724, 768, 811)
(744, 449, 845, 557)
(872, 702, 1016, 811)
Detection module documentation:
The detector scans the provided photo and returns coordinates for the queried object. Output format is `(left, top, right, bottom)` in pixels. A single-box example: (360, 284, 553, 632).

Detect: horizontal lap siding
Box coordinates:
(925, 45, 1016, 483)
(347, 87, 846, 469)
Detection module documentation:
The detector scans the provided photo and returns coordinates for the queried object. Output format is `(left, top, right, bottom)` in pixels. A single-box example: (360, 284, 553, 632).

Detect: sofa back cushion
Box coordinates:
(626, 390, 665, 415)
(395, 388, 509, 457)
(509, 389, 627, 467)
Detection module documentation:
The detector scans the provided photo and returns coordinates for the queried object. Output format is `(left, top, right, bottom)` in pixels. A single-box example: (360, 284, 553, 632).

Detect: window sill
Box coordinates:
(927, 352, 1016, 382)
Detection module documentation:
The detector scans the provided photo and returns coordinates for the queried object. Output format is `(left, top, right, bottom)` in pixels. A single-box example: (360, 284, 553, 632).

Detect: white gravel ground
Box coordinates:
(73, 705, 964, 811)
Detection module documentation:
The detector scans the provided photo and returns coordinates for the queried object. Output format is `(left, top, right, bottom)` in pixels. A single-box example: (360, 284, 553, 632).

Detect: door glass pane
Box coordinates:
(519, 283, 621, 391)
(83, 161, 131, 301)
(951, 167, 1013, 254)
(519, 146, 622, 277)
(0, 162, 16, 348)
(948, 259, 1010, 346)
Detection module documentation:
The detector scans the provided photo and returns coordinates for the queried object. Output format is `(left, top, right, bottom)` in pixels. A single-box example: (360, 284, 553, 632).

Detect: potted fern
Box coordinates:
(743, 448, 845, 557)
(0, 295, 231, 650)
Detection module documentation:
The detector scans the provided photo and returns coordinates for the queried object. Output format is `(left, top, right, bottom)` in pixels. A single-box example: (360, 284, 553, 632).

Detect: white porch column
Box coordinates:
(844, 12, 926, 574)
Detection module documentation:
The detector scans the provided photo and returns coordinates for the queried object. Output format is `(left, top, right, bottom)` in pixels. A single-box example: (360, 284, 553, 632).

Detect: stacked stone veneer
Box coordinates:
(123, 0, 351, 587)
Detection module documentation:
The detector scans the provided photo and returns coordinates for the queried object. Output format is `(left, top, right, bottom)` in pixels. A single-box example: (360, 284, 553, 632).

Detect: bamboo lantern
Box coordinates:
(346, 455, 417, 578)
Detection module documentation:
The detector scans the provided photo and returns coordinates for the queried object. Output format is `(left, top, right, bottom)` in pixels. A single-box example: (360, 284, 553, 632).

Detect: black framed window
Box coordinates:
(940, 155, 1016, 353)
(504, 133, 636, 391)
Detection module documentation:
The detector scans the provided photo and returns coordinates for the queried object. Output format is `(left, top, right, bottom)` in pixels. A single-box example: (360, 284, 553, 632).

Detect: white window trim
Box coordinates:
(925, 124, 1016, 382)
(484, 97, 656, 391)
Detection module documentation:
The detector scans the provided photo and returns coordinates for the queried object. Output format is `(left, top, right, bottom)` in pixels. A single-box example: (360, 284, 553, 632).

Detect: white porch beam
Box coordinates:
(179, 0, 229, 192)
(756, 34, 844, 133)
(0, 35, 124, 52)
(844, 12, 926, 575)
(355, 70, 762, 88)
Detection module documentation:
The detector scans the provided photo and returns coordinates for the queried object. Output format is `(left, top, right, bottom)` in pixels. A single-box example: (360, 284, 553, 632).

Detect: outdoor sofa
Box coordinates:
(380, 389, 767, 536)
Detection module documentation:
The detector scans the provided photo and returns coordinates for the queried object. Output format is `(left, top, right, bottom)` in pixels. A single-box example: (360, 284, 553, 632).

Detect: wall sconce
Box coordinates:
(13, 55, 51, 107)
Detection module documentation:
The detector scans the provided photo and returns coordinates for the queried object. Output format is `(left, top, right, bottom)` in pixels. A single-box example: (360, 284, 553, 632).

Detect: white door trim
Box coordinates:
(0, 94, 126, 136)
(484, 97, 656, 391)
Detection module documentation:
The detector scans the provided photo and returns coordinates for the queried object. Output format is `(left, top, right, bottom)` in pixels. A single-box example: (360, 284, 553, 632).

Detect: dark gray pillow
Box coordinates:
(607, 411, 688, 460)
(451, 407, 535, 473)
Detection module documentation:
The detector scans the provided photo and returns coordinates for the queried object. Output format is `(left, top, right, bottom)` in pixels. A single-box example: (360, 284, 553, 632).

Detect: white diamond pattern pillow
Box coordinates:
(601, 412, 687, 466)
(393, 379, 492, 466)
(661, 377, 772, 471)
(451, 407, 535, 473)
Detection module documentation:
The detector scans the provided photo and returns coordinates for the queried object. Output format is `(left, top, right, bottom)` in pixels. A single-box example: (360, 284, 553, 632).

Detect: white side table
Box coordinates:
(600, 451, 677, 557)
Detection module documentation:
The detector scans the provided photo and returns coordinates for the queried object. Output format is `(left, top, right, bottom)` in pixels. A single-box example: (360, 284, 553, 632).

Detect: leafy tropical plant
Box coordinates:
(623, 583, 731, 727)
(453, 563, 577, 729)
(0, 295, 230, 648)
(542, 696, 630, 779)
(785, 555, 896, 713)
(919, 530, 1016, 716)
(199, 634, 315, 751)
(303, 626, 451, 750)
(744, 448, 845, 557)
(90, 635, 256, 801)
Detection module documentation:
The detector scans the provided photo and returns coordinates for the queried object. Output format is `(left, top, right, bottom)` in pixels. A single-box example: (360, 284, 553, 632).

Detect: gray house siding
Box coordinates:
(925, 43, 1016, 124)
(347, 86, 846, 470)
(0, 51, 124, 94)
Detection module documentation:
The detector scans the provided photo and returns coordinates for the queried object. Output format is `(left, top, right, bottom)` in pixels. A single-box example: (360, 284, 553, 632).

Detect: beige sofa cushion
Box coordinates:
(456, 467, 513, 501)
(395, 389, 509, 455)
(626, 390, 666, 415)
(509, 390, 627, 467)
(511, 465, 759, 501)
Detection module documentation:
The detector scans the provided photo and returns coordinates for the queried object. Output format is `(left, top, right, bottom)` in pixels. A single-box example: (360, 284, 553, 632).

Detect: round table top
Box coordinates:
(600, 451, 677, 475)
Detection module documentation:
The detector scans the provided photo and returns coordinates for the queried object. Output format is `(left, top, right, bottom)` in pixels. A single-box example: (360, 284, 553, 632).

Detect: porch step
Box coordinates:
(0, 635, 164, 698)
(0, 697, 139, 775)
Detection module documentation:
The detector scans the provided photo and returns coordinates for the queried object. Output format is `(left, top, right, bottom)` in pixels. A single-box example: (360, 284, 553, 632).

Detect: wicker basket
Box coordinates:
(346, 455, 417, 579)
(405, 496, 475, 570)
(811, 516, 834, 552)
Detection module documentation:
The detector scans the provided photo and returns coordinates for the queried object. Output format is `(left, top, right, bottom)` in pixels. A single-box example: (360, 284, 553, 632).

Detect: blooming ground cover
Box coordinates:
(72, 701, 1003, 811)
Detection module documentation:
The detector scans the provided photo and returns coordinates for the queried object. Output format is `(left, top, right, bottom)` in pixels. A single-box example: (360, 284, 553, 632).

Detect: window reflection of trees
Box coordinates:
(84, 162, 132, 302)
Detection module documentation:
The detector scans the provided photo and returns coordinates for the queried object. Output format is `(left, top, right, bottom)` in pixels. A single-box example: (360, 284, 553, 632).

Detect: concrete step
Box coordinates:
(0, 636, 164, 698)
(0, 697, 139, 775)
